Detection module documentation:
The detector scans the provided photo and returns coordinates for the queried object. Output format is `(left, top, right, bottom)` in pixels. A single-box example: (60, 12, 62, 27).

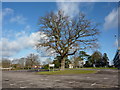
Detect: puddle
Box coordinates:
(29, 83, 33, 85)
(91, 83, 96, 86)
(68, 81, 75, 84)
(20, 86, 27, 88)
(46, 86, 52, 88)
(4, 79, 9, 81)
(55, 80, 60, 82)
(18, 81, 24, 82)
(103, 78, 108, 79)
(87, 77, 90, 79)
(41, 79, 48, 80)
(10, 83, 15, 86)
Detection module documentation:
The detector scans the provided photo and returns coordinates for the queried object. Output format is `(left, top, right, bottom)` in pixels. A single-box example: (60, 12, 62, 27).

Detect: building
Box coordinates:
(78, 61, 84, 68)
(113, 47, 120, 69)
(69, 64, 74, 68)
(32, 65, 43, 69)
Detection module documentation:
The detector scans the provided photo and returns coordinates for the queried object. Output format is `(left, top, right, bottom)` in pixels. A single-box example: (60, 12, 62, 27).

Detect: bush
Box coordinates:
(43, 64, 49, 69)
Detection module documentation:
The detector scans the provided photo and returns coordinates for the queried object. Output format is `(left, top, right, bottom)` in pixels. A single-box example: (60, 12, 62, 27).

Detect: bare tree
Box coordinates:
(37, 10, 100, 70)
(18, 58, 26, 69)
(26, 54, 40, 68)
(2, 58, 11, 68)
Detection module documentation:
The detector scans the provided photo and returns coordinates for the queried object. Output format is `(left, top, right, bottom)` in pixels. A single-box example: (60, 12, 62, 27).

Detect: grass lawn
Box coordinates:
(37, 70, 97, 75)
(78, 67, 117, 69)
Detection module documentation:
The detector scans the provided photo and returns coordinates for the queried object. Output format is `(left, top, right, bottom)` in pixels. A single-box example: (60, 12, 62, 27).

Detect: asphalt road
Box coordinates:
(2, 69, 119, 88)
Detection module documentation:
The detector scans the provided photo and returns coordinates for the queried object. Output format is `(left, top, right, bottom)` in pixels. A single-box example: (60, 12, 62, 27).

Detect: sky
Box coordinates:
(1, 2, 119, 65)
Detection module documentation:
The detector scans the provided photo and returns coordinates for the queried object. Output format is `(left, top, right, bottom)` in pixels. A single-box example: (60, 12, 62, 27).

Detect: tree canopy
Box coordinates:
(37, 10, 100, 70)
(87, 51, 109, 67)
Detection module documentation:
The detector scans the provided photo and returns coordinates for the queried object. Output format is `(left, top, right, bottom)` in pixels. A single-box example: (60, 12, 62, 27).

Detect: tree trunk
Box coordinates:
(60, 58, 65, 71)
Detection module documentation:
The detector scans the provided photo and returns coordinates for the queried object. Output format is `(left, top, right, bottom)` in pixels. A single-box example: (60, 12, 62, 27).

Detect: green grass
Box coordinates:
(79, 67, 117, 69)
(65, 67, 117, 70)
(37, 70, 97, 75)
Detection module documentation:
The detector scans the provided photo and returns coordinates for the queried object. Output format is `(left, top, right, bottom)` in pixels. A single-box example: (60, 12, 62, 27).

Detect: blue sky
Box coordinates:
(1, 2, 118, 64)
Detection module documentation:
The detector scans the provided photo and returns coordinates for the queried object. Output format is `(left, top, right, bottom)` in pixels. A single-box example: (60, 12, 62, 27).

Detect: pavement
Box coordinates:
(2, 69, 120, 89)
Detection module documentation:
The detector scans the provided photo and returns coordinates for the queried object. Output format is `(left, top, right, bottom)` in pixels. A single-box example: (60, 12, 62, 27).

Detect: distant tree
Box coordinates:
(2, 58, 11, 68)
(18, 58, 26, 69)
(74, 57, 81, 68)
(43, 64, 49, 69)
(52, 56, 61, 68)
(79, 51, 89, 62)
(12, 59, 19, 64)
(87, 56, 93, 66)
(72, 51, 89, 68)
(79, 51, 89, 59)
(26, 54, 40, 69)
(86, 52, 109, 67)
(72, 55, 83, 68)
(42, 58, 52, 69)
(11, 59, 20, 69)
(102, 53, 109, 67)
(37, 10, 100, 70)
(46, 58, 52, 64)
(65, 58, 71, 68)
(84, 61, 91, 67)
(52, 59, 60, 68)
(89, 51, 102, 67)
(0, 61, 1, 67)
(52, 56, 71, 68)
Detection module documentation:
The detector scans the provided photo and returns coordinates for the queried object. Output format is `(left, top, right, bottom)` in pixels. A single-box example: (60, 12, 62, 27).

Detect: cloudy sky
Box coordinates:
(1, 2, 118, 64)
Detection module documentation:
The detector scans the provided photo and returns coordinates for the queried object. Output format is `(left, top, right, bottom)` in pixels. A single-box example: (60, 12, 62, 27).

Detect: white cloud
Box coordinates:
(104, 8, 118, 30)
(2, 8, 54, 58)
(10, 15, 27, 24)
(2, 8, 14, 17)
(2, 25, 31, 39)
(56, 1, 95, 19)
(2, 8, 27, 25)
(57, 1, 80, 18)
(1, 31, 47, 57)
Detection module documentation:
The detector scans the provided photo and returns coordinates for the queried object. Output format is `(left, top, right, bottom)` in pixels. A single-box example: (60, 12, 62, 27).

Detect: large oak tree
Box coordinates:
(37, 10, 100, 70)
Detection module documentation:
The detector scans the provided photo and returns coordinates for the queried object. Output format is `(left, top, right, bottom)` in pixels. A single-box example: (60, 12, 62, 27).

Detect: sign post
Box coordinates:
(49, 64, 55, 71)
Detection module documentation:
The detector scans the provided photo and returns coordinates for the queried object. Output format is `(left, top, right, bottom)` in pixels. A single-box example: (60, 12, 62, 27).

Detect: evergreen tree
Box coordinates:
(90, 51, 102, 67)
(102, 53, 109, 67)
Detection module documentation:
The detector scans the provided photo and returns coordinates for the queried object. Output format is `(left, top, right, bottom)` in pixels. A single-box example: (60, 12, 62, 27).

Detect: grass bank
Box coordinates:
(37, 70, 97, 75)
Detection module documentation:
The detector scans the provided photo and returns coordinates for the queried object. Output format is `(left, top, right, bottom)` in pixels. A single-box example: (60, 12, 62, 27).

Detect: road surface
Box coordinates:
(2, 69, 119, 88)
